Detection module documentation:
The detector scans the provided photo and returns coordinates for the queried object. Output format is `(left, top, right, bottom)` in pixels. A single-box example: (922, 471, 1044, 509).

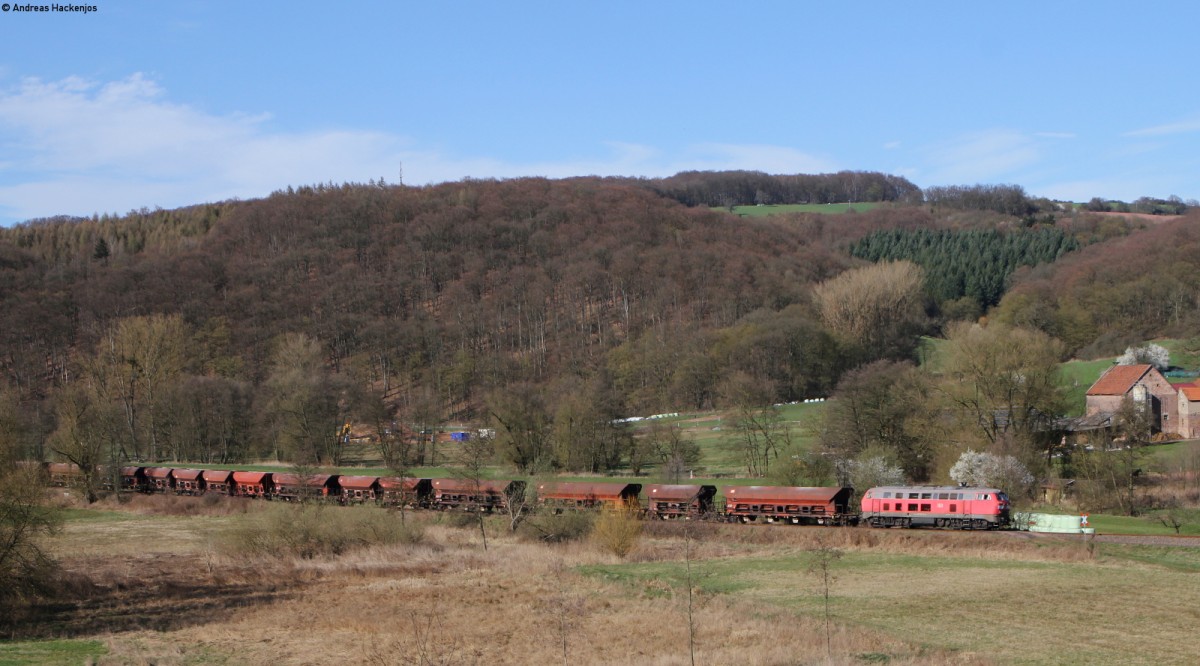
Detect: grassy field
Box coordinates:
(720, 202, 883, 217)
(12, 500, 1200, 665)
(1060, 357, 1116, 416)
(622, 401, 822, 477)
(9, 489, 1200, 665)
(583, 530, 1200, 666)
(0, 640, 107, 666)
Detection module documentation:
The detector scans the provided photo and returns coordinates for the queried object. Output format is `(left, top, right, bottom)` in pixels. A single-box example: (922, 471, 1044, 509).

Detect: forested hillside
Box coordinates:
(995, 212, 1200, 357)
(0, 172, 1187, 472)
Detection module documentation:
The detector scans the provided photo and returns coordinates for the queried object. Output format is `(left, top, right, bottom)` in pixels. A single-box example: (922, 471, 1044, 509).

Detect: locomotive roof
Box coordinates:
(867, 485, 1004, 493)
(722, 486, 850, 502)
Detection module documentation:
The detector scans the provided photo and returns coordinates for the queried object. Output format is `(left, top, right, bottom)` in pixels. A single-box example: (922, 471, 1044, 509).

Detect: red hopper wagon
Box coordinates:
(722, 486, 856, 525)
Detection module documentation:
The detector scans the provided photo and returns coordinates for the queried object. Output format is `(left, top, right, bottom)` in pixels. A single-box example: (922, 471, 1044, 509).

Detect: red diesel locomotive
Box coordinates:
(860, 485, 1011, 529)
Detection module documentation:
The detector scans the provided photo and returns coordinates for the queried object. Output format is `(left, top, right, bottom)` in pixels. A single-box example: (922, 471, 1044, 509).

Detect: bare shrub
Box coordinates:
(592, 506, 643, 558)
(0, 466, 61, 615)
(518, 510, 594, 544)
(221, 504, 423, 559)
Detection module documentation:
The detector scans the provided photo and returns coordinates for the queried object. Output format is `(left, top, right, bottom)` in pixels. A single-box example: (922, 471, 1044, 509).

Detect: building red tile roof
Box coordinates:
(1180, 386, 1200, 402)
(1086, 364, 1153, 396)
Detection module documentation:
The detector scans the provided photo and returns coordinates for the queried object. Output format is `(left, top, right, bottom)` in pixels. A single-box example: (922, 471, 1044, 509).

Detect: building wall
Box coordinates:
(1140, 371, 1179, 433)
(1179, 393, 1200, 438)
(1085, 394, 1123, 416)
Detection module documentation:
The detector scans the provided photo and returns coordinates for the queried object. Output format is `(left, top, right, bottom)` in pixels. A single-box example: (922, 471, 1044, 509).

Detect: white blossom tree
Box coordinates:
(1116, 344, 1170, 371)
(949, 449, 1034, 494)
(837, 453, 906, 491)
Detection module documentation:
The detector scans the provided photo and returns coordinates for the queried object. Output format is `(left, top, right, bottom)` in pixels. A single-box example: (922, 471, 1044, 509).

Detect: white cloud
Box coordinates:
(0, 74, 837, 224)
(919, 129, 1040, 185)
(1124, 116, 1200, 138)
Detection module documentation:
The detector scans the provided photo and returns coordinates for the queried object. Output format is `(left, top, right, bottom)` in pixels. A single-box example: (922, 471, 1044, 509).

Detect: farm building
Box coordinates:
(1177, 386, 1200, 438)
(1084, 363, 1177, 433)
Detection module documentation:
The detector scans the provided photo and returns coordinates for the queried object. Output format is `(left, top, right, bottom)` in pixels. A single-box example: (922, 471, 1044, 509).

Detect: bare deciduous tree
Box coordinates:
(813, 260, 927, 360)
(808, 535, 843, 662)
(0, 464, 61, 615)
(723, 405, 791, 478)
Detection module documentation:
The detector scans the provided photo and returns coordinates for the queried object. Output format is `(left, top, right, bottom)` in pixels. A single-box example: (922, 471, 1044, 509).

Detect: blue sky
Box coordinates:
(0, 1, 1197, 225)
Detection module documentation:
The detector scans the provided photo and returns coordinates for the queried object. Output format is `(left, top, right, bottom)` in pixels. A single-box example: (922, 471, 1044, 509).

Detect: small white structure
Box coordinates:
(1013, 512, 1095, 534)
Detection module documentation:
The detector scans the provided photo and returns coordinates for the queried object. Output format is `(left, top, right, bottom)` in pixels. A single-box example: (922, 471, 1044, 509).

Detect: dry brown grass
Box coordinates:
(27, 502, 1189, 665)
(92, 530, 980, 666)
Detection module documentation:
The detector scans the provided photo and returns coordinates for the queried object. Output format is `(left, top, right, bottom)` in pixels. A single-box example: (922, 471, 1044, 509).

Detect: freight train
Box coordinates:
(32, 462, 1012, 529)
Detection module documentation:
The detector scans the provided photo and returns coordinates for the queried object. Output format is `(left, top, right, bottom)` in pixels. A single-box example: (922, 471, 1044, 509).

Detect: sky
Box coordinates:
(0, 1, 1198, 225)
